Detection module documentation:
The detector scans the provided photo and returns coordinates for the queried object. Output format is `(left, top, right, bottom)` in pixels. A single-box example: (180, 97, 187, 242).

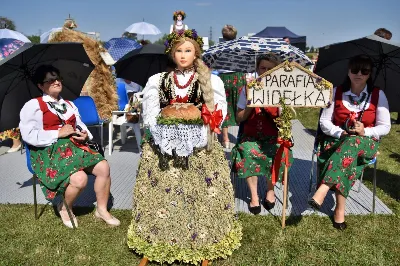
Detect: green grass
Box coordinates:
(0, 110, 399, 265)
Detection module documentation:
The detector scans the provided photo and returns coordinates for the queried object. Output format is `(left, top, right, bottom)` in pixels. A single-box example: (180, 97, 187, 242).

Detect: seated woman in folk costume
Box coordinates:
(309, 55, 391, 230)
(19, 65, 120, 228)
(231, 53, 293, 215)
(169, 10, 188, 34)
(127, 29, 242, 264)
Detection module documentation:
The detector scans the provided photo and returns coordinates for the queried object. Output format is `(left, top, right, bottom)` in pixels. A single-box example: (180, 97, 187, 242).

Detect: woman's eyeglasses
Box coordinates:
(350, 68, 371, 75)
(42, 77, 63, 84)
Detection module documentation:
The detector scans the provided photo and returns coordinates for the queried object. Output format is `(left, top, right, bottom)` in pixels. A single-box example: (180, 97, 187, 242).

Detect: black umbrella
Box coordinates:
(114, 44, 169, 87)
(315, 35, 400, 112)
(0, 42, 94, 131)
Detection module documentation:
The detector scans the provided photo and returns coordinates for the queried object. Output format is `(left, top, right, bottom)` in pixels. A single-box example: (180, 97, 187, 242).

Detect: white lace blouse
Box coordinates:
(19, 94, 93, 147)
(141, 71, 227, 156)
(142, 72, 227, 127)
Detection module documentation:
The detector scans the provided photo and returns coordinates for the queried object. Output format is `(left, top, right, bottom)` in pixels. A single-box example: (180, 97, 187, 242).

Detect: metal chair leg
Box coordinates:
(100, 124, 104, 149)
(372, 160, 377, 214)
(62, 196, 76, 229)
(358, 171, 364, 193)
(32, 174, 38, 219)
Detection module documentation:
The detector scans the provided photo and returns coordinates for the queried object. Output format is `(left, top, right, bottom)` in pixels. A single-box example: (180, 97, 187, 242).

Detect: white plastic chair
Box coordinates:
(108, 92, 143, 155)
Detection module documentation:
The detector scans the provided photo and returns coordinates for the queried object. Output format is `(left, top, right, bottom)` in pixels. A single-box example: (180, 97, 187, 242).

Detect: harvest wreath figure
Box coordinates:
(127, 29, 242, 265)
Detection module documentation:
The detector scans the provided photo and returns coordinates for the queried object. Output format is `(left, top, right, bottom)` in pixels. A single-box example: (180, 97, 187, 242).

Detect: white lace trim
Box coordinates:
(150, 124, 207, 156)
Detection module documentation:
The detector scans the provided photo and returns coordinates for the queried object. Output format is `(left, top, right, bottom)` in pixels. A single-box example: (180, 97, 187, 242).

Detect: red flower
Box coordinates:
(356, 138, 361, 145)
(348, 174, 356, 180)
(46, 168, 58, 178)
(250, 148, 259, 156)
(46, 189, 56, 200)
(60, 147, 73, 158)
(342, 157, 354, 168)
(357, 150, 365, 157)
(328, 161, 333, 170)
(370, 144, 375, 150)
(336, 147, 341, 153)
(255, 165, 261, 173)
(235, 162, 244, 170)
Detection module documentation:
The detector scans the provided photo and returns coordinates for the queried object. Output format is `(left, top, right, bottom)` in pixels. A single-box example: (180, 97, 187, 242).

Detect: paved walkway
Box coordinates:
(0, 121, 392, 217)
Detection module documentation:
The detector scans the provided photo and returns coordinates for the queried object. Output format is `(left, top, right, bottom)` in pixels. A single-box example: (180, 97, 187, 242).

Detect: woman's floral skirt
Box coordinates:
(231, 135, 293, 181)
(30, 138, 104, 200)
(219, 72, 246, 127)
(127, 141, 242, 264)
(317, 135, 379, 197)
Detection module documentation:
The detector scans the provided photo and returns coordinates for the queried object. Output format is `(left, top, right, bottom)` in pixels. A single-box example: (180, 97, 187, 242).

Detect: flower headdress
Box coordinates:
(164, 29, 204, 54)
(173, 10, 186, 20)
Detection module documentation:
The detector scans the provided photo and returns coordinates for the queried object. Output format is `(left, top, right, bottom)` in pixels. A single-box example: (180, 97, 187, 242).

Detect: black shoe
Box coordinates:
(263, 199, 276, 211)
(248, 204, 261, 215)
(308, 198, 321, 210)
(333, 221, 347, 230)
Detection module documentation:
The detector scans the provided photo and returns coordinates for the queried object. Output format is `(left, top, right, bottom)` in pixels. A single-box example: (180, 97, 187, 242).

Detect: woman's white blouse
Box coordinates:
(320, 86, 391, 139)
(19, 94, 93, 147)
(141, 72, 227, 127)
(169, 24, 188, 34)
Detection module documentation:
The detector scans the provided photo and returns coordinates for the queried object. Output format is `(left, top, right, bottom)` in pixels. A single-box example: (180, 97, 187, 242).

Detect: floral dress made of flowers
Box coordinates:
(19, 96, 103, 200)
(127, 71, 242, 264)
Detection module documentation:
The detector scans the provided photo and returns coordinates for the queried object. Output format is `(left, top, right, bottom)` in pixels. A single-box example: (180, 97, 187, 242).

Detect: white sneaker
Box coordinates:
(7, 144, 22, 153)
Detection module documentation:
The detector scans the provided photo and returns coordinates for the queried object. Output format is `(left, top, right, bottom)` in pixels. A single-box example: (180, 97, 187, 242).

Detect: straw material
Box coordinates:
(49, 28, 118, 120)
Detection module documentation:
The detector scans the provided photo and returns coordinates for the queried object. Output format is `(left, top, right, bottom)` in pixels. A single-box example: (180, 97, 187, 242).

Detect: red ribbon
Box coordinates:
(271, 138, 292, 185)
(201, 103, 223, 134)
(170, 95, 189, 104)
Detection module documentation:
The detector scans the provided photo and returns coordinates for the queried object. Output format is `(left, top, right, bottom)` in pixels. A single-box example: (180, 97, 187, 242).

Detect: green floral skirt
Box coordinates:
(0, 127, 20, 141)
(127, 141, 242, 265)
(219, 72, 246, 127)
(317, 135, 379, 197)
(231, 135, 293, 181)
(30, 138, 104, 200)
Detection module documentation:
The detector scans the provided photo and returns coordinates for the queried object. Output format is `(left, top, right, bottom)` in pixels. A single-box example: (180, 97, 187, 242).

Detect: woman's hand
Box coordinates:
(58, 125, 75, 138)
(236, 107, 253, 123)
(348, 119, 365, 136)
(72, 130, 89, 143)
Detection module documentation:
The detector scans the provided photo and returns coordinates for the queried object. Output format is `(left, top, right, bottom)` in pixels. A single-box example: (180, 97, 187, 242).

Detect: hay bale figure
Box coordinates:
(49, 28, 118, 120)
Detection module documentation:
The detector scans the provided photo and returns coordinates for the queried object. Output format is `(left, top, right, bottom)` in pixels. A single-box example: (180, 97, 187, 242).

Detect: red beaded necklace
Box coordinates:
(173, 71, 195, 89)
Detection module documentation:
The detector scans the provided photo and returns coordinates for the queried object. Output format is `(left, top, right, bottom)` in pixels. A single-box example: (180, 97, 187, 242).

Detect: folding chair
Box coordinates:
(24, 142, 76, 228)
(72, 96, 104, 148)
(308, 109, 378, 213)
(108, 81, 142, 155)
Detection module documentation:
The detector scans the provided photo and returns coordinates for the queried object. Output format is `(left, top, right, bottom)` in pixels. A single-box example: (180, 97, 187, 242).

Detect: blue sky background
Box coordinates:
(3, 0, 399, 47)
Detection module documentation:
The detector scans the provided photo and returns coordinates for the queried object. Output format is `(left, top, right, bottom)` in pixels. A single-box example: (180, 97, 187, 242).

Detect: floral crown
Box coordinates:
(164, 29, 204, 54)
(173, 10, 186, 20)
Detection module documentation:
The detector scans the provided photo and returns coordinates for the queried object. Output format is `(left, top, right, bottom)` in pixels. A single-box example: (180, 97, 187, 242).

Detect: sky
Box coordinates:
(2, 0, 400, 48)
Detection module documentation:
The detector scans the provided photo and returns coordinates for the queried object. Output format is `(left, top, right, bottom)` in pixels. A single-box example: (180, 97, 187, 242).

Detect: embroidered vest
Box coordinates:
(332, 86, 379, 128)
(158, 72, 204, 109)
(243, 107, 280, 137)
(36, 97, 76, 130)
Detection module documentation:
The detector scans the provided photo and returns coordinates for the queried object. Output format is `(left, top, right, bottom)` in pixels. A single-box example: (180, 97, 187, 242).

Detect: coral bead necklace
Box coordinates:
(173, 71, 195, 89)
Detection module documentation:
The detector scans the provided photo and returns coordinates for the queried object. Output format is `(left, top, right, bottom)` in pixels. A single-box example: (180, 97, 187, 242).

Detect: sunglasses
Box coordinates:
(42, 77, 63, 84)
(350, 68, 371, 75)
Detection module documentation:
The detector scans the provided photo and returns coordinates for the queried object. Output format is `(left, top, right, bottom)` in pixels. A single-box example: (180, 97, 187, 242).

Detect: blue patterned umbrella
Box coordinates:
(0, 38, 25, 61)
(104, 38, 142, 61)
(203, 36, 312, 73)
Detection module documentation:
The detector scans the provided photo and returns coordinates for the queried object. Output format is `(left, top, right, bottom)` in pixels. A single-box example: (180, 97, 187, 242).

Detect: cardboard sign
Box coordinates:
(246, 61, 333, 107)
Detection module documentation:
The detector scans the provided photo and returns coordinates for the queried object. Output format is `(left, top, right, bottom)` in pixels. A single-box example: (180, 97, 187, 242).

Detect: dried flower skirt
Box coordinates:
(127, 141, 242, 264)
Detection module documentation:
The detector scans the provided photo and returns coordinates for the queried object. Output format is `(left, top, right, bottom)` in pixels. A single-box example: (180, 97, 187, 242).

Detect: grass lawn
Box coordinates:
(0, 109, 399, 266)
